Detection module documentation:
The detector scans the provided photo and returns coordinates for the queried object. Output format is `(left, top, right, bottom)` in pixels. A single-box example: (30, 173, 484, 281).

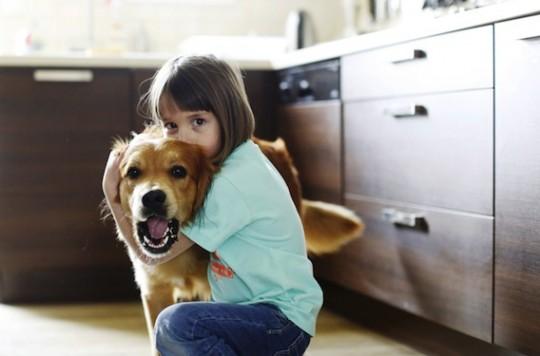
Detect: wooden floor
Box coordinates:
(0, 302, 425, 356)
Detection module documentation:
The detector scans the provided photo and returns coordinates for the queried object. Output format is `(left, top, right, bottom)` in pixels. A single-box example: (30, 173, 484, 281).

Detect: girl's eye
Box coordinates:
(170, 165, 187, 179)
(192, 118, 205, 127)
(164, 122, 178, 130)
(127, 167, 141, 179)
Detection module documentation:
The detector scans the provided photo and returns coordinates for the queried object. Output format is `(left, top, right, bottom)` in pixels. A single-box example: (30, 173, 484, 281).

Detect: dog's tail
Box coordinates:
(301, 199, 364, 255)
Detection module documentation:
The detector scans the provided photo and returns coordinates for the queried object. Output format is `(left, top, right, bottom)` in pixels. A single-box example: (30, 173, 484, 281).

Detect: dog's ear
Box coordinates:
(110, 136, 130, 204)
(192, 149, 216, 218)
(100, 137, 130, 221)
(112, 136, 129, 157)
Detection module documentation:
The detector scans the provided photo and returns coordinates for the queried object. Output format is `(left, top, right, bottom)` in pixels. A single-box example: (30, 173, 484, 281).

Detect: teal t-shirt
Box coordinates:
(181, 139, 323, 336)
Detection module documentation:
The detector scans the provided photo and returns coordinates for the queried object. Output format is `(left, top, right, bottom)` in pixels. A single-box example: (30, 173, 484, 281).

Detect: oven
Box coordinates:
(277, 59, 342, 204)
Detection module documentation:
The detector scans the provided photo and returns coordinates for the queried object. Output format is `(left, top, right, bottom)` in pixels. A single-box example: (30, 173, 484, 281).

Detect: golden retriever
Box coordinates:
(108, 127, 364, 353)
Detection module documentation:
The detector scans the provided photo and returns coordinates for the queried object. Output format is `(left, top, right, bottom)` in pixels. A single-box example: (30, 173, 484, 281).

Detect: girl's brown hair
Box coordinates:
(140, 55, 255, 166)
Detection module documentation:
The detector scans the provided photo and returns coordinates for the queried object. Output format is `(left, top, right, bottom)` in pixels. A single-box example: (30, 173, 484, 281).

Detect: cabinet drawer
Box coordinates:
(342, 26, 493, 101)
(313, 196, 493, 342)
(344, 89, 493, 215)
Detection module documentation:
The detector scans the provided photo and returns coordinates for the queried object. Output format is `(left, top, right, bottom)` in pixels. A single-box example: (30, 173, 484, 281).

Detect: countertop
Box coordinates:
(0, 51, 274, 70)
(1, 0, 539, 71)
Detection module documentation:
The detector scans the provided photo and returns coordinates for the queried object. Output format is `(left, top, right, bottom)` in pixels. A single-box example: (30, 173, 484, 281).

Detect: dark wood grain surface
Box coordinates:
(278, 101, 342, 204)
(341, 25, 493, 101)
(0, 67, 135, 302)
(314, 196, 493, 341)
(242, 70, 279, 140)
(344, 89, 493, 215)
(494, 16, 540, 355)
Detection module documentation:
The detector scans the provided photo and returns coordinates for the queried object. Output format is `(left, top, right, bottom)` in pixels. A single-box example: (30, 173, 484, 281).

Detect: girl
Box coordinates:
(102, 55, 322, 355)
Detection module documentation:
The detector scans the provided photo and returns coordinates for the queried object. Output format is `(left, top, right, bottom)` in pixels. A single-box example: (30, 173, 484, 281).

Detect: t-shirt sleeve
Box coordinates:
(181, 176, 251, 252)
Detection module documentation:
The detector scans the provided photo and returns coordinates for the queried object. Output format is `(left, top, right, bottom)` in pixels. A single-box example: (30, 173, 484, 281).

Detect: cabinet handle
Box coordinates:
(390, 49, 427, 64)
(519, 35, 540, 42)
(33, 70, 93, 82)
(385, 104, 428, 118)
(382, 208, 428, 231)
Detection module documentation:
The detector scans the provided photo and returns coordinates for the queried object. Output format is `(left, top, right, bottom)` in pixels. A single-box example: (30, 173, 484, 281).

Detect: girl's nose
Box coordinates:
(176, 130, 186, 141)
(175, 129, 188, 142)
(176, 131, 194, 144)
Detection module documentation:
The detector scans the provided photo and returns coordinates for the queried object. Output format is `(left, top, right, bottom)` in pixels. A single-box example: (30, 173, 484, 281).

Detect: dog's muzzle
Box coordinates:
(136, 217, 179, 254)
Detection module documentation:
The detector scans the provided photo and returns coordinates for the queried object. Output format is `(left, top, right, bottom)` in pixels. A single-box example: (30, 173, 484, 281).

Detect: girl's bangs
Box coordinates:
(166, 73, 213, 114)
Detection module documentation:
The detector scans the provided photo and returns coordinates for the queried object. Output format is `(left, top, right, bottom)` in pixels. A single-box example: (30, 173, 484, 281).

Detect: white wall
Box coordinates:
(0, 0, 346, 54)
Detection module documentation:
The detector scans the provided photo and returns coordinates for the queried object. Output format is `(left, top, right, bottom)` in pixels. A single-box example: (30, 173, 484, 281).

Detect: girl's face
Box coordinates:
(159, 94, 222, 159)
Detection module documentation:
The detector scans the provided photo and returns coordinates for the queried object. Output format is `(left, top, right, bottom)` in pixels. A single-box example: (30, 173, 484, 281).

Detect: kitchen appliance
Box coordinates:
(278, 59, 340, 104)
(372, 0, 402, 25)
(284, 9, 316, 51)
(277, 59, 342, 203)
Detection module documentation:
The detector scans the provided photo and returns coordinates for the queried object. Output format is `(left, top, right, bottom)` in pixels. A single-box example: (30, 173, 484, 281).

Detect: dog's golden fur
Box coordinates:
(109, 127, 364, 353)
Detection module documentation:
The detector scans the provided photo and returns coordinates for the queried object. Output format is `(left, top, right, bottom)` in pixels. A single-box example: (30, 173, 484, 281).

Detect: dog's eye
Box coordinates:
(127, 167, 141, 179)
(170, 165, 187, 179)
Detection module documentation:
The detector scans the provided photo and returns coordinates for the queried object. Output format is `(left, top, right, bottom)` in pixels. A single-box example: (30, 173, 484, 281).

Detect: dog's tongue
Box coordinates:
(147, 217, 168, 240)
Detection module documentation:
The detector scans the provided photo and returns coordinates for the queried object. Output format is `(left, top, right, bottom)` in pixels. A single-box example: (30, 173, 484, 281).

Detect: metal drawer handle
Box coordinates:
(519, 35, 540, 42)
(385, 104, 428, 118)
(382, 208, 428, 231)
(33, 70, 93, 82)
(391, 49, 427, 64)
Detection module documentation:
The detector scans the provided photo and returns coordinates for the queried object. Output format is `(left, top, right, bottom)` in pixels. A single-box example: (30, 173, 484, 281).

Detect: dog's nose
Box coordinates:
(142, 190, 167, 211)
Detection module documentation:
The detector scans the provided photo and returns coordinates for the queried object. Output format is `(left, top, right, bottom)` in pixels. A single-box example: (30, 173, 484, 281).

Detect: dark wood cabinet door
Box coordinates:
(278, 100, 342, 204)
(314, 196, 493, 342)
(0, 68, 135, 301)
(494, 15, 540, 355)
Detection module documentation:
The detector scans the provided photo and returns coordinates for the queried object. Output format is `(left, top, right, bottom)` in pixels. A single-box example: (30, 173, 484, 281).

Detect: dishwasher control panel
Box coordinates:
(278, 58, 340, 104)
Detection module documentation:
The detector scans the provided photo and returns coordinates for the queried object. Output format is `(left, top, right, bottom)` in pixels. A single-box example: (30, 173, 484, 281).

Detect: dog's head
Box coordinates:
(113, 132, 215, 255)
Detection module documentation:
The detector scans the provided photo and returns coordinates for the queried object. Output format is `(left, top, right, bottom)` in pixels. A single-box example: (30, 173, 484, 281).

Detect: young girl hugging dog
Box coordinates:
(102, 55, 322, 356)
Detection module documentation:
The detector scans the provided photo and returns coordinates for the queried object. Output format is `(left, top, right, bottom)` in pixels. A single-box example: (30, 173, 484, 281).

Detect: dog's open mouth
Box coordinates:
(136, 217, 179, 254)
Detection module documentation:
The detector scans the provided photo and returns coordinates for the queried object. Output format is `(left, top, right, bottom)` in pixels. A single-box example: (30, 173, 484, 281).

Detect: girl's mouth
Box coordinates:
(136, 217, 179, 254)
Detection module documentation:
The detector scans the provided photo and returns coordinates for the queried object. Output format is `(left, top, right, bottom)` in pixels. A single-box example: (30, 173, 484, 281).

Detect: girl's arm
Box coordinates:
(103, 151, 195, 266)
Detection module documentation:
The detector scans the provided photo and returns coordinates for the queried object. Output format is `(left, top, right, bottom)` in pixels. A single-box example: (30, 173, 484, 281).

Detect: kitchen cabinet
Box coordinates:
(494, 14, 540, 355)
(0, 67, 136, 302)
(315, 197, 493, 341)
(314, 25, 495, 342)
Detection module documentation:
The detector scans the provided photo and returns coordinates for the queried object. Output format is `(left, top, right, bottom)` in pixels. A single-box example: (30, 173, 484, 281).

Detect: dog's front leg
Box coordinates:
(141, 286, 175, 356)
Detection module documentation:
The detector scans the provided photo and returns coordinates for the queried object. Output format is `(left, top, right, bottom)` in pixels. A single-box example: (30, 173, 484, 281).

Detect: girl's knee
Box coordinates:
(155, 303, 205, 342)
(156, 304, 190, 340)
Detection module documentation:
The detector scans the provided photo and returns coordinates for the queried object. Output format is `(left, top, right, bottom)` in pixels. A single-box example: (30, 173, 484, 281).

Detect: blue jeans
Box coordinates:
(155, 301, 311, 356)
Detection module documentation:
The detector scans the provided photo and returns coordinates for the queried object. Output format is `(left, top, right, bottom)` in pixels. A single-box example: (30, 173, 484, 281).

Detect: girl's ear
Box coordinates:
(192, 149, 216, 218)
